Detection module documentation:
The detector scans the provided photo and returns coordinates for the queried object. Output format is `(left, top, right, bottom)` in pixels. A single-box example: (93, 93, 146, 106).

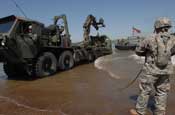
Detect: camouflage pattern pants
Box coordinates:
(136, 74, 170, 115)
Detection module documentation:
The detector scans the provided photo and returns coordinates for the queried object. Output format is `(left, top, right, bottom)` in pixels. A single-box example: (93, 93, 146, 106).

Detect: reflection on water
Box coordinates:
(0, 95, 53, 112)
(94, 54, 128, 79)
(0, 63, 7, 80)
(94, 50, 142, 79)
(95, 50, 175, 80)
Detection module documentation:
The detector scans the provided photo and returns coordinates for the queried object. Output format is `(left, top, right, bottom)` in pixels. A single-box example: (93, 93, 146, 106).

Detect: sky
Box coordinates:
(0, 0, 175, 42)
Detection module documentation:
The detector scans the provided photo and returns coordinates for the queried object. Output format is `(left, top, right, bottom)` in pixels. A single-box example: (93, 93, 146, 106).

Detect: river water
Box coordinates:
(0, 50, 175, 115)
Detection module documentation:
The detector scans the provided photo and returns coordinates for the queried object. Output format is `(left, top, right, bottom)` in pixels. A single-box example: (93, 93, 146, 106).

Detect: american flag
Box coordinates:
(132, 27, 141, 33)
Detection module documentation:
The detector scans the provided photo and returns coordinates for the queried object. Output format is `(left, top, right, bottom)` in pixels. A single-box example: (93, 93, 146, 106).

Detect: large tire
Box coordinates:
(73, 51, 81, 64)
(35, 52, 57, 77)
(58, 51, 74, 70)
(87, 52, 95, 62)
(3, 62, 24, 78)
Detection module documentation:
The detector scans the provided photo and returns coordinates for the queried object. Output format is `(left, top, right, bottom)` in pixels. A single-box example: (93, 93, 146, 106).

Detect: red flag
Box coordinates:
(132, 27, 141, 33)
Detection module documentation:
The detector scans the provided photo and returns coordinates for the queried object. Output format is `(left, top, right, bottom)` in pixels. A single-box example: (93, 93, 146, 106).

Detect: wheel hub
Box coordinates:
(64, 56, 70, 67)
(43, 58, 52, 71)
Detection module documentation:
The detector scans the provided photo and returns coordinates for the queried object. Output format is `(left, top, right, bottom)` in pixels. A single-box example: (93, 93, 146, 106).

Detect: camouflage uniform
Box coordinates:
(135, 31, 175, 115)
(136, 33, 175, 115)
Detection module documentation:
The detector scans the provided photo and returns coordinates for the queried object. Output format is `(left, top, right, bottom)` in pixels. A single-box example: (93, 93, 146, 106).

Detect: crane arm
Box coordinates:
(83, 14, 105, 42)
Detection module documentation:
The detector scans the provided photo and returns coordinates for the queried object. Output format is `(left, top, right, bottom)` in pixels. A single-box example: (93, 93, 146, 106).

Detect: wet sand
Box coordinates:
(0, 51, 175, 115)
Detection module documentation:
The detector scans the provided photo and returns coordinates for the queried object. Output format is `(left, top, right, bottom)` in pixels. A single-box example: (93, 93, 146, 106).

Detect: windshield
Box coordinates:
(0, 21, 15, 33)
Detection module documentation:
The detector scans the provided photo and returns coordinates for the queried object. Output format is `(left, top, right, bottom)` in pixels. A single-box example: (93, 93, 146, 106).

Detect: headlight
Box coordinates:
(1, 42, 5, 46)
(1, 36, 6, 46)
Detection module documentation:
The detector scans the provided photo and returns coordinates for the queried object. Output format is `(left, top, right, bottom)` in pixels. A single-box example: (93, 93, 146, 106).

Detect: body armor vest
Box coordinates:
(155, 33, 171, 69)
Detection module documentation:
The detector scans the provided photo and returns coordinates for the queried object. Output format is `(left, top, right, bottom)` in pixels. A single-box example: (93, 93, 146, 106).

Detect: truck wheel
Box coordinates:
(87, 52, 95, 62)
(3, 63, 23, 77)
(73, 51, 80, 64)
(58, 51, 74, 70)
(35, 52, 57, 77)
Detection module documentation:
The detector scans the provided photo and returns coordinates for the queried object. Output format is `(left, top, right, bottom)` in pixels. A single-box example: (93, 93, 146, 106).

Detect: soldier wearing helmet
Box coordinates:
(154, 17, 172, 30)
(28, 25, 32, 33)
(130, 17, 175, 115)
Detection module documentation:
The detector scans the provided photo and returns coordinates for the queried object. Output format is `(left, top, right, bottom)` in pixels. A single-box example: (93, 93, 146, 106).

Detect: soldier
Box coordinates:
(28, 25, 32, 33)
(27, 24, 38, 41)
(130, 17, 175, 115)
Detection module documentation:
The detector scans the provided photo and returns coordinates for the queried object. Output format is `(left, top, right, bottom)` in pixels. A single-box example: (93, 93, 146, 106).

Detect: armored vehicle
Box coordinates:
(115, 36, 144, 50)
(0, 14, 112, 78)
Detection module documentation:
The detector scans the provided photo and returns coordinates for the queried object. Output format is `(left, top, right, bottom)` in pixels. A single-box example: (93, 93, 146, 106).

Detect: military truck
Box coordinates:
(0, 14, 112, 78)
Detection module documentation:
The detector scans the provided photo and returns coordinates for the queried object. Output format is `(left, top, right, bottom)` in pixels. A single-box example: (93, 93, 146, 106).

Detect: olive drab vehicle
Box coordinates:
(115, 36, 144, 50)
(0, 14, 112, 78)
(0, 14, 74, 77)
(72, 14, 112, 63)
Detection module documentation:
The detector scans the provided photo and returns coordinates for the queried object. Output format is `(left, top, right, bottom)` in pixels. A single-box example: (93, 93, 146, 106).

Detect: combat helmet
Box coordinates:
(154, 17, 172, 29)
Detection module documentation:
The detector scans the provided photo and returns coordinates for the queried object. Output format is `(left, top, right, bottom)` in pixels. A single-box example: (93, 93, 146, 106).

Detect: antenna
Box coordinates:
(10, 0, 27, 18)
